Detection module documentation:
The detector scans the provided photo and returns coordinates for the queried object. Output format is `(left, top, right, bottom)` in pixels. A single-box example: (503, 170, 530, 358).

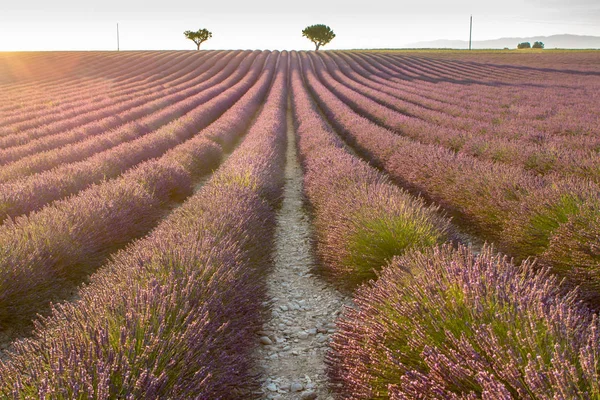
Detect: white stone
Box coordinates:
(297, 331, 309, 340)
(266, 383, 278, 392)
(260, 336, 273, 345)
(291, 382, 303, 392)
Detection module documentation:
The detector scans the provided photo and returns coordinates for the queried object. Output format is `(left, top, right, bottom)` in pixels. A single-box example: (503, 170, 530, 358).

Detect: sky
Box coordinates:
(0, 0, 598, 50)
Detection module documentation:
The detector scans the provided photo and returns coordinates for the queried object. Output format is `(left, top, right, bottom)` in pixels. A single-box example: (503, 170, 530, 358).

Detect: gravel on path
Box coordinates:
(254, 98, 350, 399)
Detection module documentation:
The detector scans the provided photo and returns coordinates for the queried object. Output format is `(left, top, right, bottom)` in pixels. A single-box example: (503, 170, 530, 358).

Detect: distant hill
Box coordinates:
(403, 34, 600, 49)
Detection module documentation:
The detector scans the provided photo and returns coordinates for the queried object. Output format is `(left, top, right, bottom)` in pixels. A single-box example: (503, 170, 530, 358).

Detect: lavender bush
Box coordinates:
(328, 244, 600, 399)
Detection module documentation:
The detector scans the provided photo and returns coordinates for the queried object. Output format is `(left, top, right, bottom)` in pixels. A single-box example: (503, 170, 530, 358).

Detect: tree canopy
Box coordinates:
(302, 24, 336, 51)
(532, 41, 545, 49)
(184, 29, 212, 50)
(517, 42, 531, 49)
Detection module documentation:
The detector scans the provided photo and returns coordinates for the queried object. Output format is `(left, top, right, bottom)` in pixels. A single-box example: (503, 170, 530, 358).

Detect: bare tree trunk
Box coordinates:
(315, 43, 320, 51)
(197, 43, 201, 50)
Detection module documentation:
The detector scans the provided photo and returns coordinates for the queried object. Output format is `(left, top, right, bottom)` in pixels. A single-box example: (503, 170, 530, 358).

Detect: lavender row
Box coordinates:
(0, 51, 126, 97)
(0, 51, 272, 226)
(381, 51, 600, 78)
(0, 52, 230, 170)
(0, 51, 209, 140)
(0, 51, 159, 90)
(0, 50, 288, 399)
(379, 52, 526, 83)
(0, 49, 279, 340)
(0, 52, 213, 139)
(320, 52, 493, 131)
(349, 52, 512, 118)
(335, 52, 474, 118)
(329, 52, 570, 137)
(349, 52, 496, 107)
(299, 52, 600, 306)
(353, 51, 600, 137)
(378, 52, 600, 142)
(364, 52, 600, 143)
(290, 51, 449, 287)
(0, 51, 186, 114)
(328, 244, 600, 398)
(343, 52, 548, 130)
(0, 51, 180, 118)
(310, 53, 600, 182)
(341, 52, 529, 132)
(0, 51, 229, 157)
(361, 53, 600, 177)
(0, 51, 254, 189)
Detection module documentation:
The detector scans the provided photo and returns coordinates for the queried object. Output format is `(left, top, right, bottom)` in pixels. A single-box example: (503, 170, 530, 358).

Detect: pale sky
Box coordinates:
(0, 0, 598, 50)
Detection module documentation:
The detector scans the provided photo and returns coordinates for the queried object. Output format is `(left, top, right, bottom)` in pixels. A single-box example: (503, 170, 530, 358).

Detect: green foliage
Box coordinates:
(343, 212, 444, 284)
(328, 245, 600, 399)
(533, 41, 545, 49)
(511, 194, 581, 258)
(542, 202, 600, 303)
(524, 151, 556, 175)
(517, 42, 531, 49)
(302, 24, 336, 51)
(184, 28, 213, 50)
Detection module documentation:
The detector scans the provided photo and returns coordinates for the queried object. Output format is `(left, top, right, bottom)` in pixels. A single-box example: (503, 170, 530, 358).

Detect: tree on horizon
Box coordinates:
(184, 29, 213, 50)
(302, 24, 336, 51)
(517, 41, 531, 49)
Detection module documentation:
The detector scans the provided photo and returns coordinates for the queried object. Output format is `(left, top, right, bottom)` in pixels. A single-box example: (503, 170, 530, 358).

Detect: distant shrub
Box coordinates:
(517, 42, 531, 49)
(533, 41, 545, 49)
(328, 244, 600, 399)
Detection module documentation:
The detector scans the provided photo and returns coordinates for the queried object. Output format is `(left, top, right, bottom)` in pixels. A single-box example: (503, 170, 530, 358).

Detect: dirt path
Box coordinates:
(254, 100, 349, 399)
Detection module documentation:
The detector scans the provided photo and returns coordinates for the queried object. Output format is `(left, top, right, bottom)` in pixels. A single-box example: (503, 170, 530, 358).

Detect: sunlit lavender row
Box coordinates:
(0, 51, 209, 111)
(0, 51, 243, 166)
(0, 52, 218, 136)
(0, 50, 288, 398)
(0, 51, 270, 223)
(0, 50, 276, 344)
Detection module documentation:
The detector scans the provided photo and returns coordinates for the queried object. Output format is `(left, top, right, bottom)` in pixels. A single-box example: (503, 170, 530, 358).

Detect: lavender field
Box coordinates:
(0, 49, 598, 399)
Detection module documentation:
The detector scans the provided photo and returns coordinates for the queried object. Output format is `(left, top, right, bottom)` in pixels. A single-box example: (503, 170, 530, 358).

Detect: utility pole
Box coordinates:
(117, 23, 120, 51)
(469, 15, 472, 50)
